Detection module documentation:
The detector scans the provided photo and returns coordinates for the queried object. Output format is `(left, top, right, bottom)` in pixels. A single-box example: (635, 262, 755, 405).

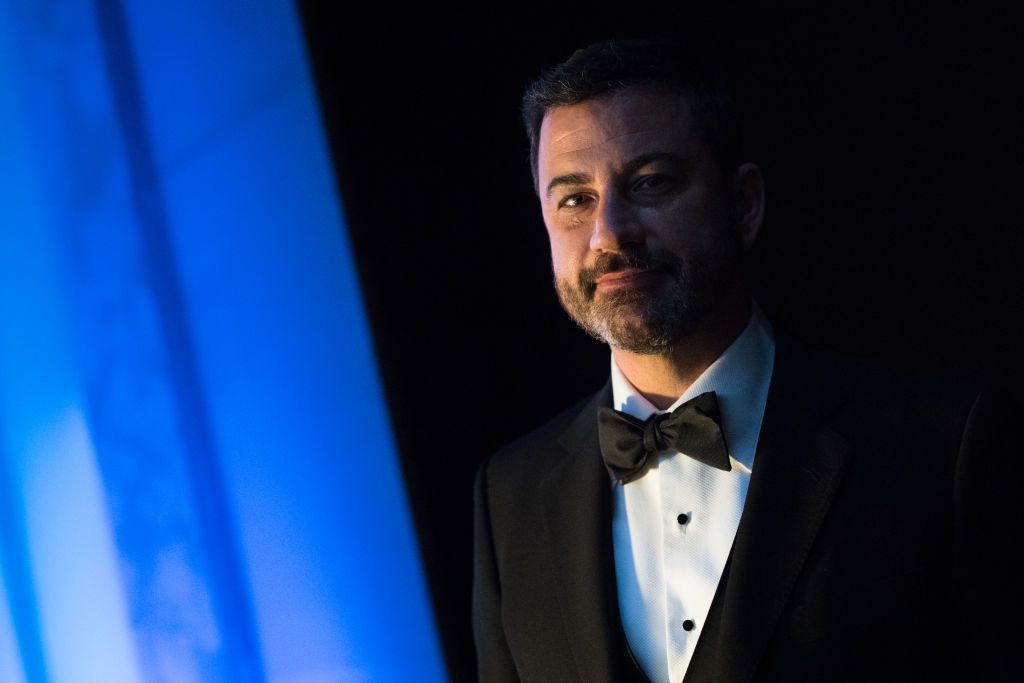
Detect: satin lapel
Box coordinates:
(691, 342, 854, 683)
(541, 382, 636, 683)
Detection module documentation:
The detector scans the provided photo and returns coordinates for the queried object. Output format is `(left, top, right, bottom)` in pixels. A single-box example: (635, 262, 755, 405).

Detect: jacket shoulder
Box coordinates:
(775, 338, 983, 466)
(777, 336, 979, 409)
(477, 386, 603, 490)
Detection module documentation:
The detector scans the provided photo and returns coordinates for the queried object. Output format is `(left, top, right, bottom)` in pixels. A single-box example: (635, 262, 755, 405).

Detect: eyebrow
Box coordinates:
(621, 151, 687, 176)
(544, 152, 687, 199)
(545, 172, 591, 199)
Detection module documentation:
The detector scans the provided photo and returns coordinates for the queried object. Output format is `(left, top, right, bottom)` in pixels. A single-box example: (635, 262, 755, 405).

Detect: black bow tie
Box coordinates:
(598, 391, 731, 484)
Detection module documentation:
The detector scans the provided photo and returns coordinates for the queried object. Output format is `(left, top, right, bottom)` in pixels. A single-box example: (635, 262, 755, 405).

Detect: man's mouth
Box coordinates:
(594, 267, 659, 291)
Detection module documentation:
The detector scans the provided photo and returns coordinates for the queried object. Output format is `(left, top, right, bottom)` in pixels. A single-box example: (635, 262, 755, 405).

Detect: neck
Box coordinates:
(612, 293, 752, 410)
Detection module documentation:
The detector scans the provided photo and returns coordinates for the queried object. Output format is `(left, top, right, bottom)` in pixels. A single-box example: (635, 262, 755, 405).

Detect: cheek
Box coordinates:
(545, 228, 578, 276)
(548, 243, 592, 289)
(548, 245, 571, 281)
(647, 198, 733, 254)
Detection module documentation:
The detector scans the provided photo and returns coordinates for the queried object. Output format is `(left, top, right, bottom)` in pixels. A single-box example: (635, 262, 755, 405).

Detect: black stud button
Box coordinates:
(683, 619, 695, 631)
(676, 513, 689, 525)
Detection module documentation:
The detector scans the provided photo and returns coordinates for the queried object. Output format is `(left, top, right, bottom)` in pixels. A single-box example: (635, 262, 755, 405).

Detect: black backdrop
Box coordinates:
(296, 4, 1021, 679)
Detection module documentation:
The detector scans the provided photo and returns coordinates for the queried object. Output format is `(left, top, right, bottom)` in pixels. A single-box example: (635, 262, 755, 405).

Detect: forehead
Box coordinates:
(537, 86, 698, 179)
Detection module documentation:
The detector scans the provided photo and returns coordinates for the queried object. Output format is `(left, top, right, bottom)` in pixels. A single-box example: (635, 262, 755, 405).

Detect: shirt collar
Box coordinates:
(610, 303, 776, 473)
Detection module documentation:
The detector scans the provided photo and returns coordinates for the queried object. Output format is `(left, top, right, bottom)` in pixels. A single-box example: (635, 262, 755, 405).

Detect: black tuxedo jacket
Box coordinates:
(473, 342, 1022, 682)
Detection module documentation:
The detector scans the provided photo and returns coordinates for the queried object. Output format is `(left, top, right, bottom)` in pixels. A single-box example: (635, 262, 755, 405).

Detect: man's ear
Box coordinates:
(732, 162, 765, 249)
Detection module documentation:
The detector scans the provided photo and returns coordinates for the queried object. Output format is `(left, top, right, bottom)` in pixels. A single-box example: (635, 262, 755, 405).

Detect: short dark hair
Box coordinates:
(521, 38, 742, 191)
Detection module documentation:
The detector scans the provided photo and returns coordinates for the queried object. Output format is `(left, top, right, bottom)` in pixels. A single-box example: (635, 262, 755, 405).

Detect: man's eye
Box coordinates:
(559, 193, 589, 209)
(633, 174, 672, 192)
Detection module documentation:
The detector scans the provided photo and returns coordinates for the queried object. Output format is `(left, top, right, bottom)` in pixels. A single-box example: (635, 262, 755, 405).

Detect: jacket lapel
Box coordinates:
(541, 382, 645, 682)
(688, 342, 855, 682)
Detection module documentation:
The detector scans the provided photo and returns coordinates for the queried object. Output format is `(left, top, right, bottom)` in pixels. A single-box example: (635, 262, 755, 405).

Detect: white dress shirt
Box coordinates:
(611, 306, 775, 683)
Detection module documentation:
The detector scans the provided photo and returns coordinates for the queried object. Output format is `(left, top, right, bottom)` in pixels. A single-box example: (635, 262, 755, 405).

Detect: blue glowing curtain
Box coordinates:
(0, 1, 445, 681)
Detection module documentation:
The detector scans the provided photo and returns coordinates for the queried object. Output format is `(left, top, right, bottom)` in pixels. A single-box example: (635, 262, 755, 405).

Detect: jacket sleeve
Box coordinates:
(953, 387, 1024, 680)
(473, 458, 519, 682)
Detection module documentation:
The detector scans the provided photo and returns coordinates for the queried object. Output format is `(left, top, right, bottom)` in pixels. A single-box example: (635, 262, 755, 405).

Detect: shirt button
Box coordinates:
(683, 619, 695, 631)
(677, 513, 689, 525)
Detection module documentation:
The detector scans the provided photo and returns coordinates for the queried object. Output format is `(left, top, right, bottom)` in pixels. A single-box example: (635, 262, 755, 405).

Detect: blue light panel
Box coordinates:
(0, 0, 445, 680)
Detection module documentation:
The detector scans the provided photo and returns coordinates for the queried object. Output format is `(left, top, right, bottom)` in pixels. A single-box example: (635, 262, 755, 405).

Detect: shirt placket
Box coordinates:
(661, 455, 713, 681)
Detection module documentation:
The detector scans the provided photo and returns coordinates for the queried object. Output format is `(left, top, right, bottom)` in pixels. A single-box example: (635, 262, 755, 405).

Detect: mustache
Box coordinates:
(578, 249, 680, 293)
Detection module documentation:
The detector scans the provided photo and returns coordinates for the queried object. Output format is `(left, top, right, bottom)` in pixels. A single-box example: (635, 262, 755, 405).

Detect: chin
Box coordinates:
(602, 317, 675, 353)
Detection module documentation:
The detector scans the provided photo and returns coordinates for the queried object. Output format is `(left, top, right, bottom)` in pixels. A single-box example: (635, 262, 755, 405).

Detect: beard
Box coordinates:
(554, 239, 740, 355)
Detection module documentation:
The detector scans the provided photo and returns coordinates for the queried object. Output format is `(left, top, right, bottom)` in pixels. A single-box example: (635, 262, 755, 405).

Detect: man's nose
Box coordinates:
(589, 191, 642, 253)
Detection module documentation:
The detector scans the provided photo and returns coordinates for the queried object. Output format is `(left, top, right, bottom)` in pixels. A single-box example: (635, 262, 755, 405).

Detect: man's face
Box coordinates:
(536, 85, 748, 354)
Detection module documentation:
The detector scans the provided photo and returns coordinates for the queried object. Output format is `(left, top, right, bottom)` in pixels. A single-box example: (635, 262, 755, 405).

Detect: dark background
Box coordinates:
(297, 4, 1021, 679)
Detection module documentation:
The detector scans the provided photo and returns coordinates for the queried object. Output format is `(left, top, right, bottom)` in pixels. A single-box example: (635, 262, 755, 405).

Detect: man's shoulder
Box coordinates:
(778, 335, 979, 400)
(477, 384, 606, 488)
(776, 336, 983, 443)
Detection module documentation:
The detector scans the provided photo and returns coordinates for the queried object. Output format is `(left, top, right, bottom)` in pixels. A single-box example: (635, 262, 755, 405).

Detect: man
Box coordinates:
(472, 38, 1020, 682)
